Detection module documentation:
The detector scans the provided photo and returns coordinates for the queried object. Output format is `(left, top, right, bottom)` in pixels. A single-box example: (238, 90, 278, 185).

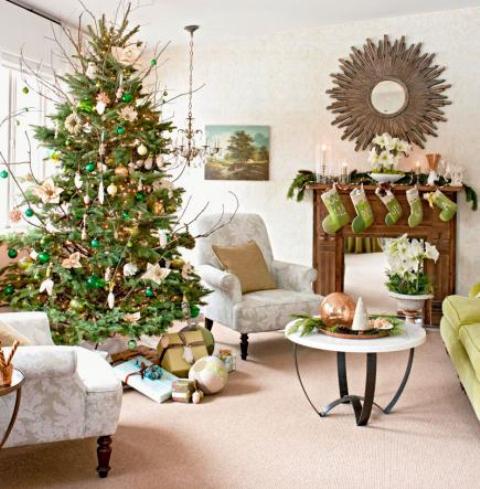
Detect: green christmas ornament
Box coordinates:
(128, 339, 137, 350)
(96, 278, 106, 288)
(86, 275, 98, 288)
(406, 187, 423, 227)
(145, 287, 155, 298)
(4, 284, 14, 295)
(38, 252, 50, 264)
(122, 211, 130, 219)
(321, 185, 351, 234)
(22, 86, 29, 94)
(135, 191, 145, 202)
(90, 238, 100, 249)
(116, 126, 126, 135)
(190, 305, 201, 318)
(85, 162, 96, 173)
(350, 186, 374, 233)
(0, 170, 8, 179)
(24, 207, 34, 218)
(7, 248, 18, 259)
(77, 99, 94, 113)
(121, 92, 133, 103)
(150, 58, 157, 66)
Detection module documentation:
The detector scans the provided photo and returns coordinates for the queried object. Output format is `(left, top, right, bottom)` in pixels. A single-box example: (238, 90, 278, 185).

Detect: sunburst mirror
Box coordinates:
(326, 35, 452, 151)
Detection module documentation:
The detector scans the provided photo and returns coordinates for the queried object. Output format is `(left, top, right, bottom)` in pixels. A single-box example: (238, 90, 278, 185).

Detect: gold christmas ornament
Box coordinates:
(115, 166, 129, 178)
(319, 292, 356, 328)
(107, 183, 118, 196)
(153, 201, 164, 215)
(171, 258, 185, 269)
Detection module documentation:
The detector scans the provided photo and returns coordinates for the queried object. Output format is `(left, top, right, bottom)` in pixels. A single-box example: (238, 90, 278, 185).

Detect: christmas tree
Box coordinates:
(0, 7, 209, 345)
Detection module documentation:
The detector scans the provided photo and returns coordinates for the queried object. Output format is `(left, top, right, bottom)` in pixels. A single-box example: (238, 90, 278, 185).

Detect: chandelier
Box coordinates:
(171, 25, 220, 167)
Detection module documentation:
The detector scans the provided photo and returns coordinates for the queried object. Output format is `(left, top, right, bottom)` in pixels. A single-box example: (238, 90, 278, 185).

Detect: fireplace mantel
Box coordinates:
(311, 183, 461, 325)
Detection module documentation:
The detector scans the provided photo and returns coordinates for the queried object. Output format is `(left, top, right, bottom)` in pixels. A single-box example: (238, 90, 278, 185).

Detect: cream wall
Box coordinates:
(163, 6, 480, 295)
(167, 7, 479, 294)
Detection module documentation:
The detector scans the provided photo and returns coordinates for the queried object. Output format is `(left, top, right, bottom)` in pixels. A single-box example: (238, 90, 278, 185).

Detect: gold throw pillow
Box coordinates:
(212, 240, 276, 294)
(0, 320, 32, 346)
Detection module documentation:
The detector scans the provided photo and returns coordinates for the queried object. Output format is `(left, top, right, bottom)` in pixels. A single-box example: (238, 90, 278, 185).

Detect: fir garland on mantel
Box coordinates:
(287, 169, 478, 211)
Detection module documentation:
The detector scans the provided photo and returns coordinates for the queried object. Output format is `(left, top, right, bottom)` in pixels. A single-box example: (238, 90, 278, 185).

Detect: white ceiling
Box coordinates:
(11, 0, 480, 46)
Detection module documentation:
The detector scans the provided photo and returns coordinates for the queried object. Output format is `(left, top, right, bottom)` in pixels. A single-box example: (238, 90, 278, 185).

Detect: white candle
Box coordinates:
(315, 144, 322, 178)
(315, 144, 328, 182)
(415, 160, 421, 175)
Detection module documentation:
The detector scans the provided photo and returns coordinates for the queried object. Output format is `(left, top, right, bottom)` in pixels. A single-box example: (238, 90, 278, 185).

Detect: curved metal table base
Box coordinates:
(294, 345, 415, 426)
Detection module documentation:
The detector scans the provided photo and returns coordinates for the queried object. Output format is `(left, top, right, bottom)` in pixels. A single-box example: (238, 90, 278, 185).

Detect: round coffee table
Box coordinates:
(0, 368, 24, 448)
(286, 321, 426, 426)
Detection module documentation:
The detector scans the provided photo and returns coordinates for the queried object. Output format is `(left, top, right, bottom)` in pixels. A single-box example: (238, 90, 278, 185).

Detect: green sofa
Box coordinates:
(441, 288, 480, 421)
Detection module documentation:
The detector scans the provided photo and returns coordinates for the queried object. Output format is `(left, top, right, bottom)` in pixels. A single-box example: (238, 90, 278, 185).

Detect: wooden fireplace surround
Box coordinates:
(311, 183, 461, 325)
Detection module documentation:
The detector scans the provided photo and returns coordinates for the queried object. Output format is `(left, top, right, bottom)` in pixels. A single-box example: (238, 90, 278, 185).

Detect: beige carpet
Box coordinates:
(1, 325, 479, 489)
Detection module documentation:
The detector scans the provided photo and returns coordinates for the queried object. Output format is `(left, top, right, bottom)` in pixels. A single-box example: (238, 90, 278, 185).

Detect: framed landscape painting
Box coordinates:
(205, 125, 270, 181)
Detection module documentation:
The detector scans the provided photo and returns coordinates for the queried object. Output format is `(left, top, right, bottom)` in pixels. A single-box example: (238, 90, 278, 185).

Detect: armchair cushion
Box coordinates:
(10, 346, 77, 379)
(271, 260, 317, 293)
(232, 289, 322, 334)
(212, 240, 276, 293)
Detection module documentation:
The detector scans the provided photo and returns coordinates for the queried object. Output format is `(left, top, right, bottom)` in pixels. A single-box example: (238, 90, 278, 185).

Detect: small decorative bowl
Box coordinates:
(369, 172, 405, 184)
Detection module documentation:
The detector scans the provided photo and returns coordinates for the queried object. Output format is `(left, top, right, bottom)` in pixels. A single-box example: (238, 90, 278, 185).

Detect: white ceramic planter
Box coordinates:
(388, 291, 433, 312)
(369, 172, 405, 184)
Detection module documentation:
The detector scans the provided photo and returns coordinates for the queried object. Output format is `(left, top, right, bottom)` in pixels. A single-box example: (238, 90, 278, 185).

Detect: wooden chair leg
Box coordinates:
(96, 435, 112, 478)
(205, 317, 213, 331)
(240, 333, 249, 360)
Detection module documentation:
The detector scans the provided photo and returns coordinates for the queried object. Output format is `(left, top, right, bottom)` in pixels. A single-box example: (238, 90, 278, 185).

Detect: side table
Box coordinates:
(286, 322, 426, 426)
(0, 368, 24, 448)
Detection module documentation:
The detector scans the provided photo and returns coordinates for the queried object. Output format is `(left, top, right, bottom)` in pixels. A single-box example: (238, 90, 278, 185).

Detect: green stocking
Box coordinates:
(429, 189, 457, 222)
(406, 187, 423, 227)
(321, 185, 351, 234)
(350, 186, 374, 233)
(375, 187, 403, 225)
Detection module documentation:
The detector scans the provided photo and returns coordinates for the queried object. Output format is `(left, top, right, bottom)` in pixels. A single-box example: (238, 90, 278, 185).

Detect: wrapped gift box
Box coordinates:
(157, 330, 208, 378)
(172, 379, 196, 403)
(217, 348, 236, 373)
(113, 355, 178, 403)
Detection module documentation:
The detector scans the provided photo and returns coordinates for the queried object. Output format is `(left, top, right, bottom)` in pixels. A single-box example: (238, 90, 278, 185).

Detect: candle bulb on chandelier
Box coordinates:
(341, 161, 349, 183)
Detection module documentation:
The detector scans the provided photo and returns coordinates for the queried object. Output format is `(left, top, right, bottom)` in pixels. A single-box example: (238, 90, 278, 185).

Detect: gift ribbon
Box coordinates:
(158, 332, 205, 365)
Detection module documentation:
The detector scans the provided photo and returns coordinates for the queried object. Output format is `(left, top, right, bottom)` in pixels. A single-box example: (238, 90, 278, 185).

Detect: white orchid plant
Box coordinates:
(368, 133, 411, 174)
(384, 234, 439, 295)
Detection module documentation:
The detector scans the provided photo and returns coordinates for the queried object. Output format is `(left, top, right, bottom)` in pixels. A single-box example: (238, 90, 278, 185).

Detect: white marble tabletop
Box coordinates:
(285, 320, 426, 353)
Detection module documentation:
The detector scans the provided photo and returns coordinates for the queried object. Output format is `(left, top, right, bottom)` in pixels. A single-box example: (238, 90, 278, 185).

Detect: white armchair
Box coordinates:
(195, 214, 323, 359)
(0, 312, 122, 478)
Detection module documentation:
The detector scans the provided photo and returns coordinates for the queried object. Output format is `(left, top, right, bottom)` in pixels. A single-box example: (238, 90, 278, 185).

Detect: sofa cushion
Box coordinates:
(442, 295, 480, 331)
(459, 324, 480, 382)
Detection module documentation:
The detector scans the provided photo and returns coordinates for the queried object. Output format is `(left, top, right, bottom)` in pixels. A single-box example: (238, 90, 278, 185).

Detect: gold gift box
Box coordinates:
(157, 330, 208, 378)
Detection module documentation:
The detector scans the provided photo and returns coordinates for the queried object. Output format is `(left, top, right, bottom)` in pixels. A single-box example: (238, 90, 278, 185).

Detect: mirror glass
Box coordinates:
(370, 80, 407, 116)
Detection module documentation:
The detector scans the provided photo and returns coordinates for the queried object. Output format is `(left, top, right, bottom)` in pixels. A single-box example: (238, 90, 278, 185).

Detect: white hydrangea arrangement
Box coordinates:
(368, 133, 411, 173)
(384, 234, 439, 295)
